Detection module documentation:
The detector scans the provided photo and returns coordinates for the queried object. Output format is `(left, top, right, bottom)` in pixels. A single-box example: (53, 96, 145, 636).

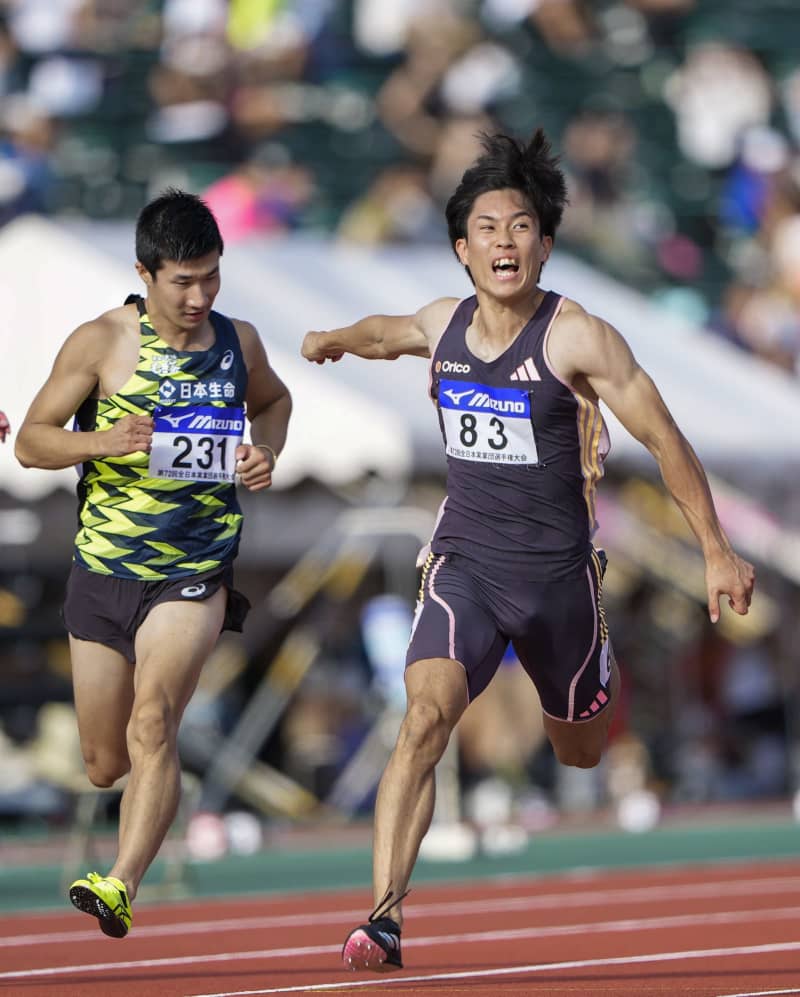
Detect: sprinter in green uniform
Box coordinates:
(15, 189, 292, 938)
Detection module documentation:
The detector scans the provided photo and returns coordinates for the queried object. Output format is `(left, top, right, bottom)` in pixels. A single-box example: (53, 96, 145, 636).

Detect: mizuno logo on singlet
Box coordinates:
(189, 414, 245, 431)
(468, 393, 526, 413)
(161, 411, 196, 428)
(509, 357, 541, 382)
(443, 387, 475, 405)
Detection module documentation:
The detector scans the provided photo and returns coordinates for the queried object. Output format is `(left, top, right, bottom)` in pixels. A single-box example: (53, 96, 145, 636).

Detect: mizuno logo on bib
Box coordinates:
(150, 404, 245, 482)
(438, 379, 539, 465)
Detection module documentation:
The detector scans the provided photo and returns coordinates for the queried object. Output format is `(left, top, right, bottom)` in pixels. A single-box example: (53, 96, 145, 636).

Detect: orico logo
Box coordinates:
(436, 360, 471, 374)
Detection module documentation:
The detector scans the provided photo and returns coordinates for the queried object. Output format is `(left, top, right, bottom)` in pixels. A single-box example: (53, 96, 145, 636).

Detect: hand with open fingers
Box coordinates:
(235, 443, 274, 492)
(104, 413, 153, 456)
(705, 549, 755, 623)
(301, 331, 343, 364)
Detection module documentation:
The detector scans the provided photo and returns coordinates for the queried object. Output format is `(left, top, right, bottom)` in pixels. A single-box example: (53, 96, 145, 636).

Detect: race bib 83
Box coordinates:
(438, 379, 539, 465)
(149, 405, 245, 482)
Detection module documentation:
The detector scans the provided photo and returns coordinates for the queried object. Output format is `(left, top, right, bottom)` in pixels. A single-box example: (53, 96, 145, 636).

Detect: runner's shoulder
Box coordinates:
(61, 305, 135, 365)
(228, 316, 258, 345)
(416, 296, 462, 338)
(550, 296, 612, 349)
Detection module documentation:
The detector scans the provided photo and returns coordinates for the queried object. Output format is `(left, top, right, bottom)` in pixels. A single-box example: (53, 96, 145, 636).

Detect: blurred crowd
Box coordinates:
(2, 0, 799, 837)
(2, 0, 800, 376)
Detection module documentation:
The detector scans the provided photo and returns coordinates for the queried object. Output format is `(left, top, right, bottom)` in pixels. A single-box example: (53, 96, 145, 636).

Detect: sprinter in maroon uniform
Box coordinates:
(301, 128, 754, 974)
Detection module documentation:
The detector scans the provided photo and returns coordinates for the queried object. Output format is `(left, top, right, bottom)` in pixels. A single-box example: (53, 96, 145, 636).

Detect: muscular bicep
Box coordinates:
(237, 322, 291, 416)
(377, 313, 432, 359)
(381, 297, 460, 359)
(583, 322, 678, 453)
(597, 364, 678, 452)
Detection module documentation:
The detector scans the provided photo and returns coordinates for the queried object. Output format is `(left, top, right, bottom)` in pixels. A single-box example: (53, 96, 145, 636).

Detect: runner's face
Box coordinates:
(455, 189, 551, 299)
(138, 252, 221, 332)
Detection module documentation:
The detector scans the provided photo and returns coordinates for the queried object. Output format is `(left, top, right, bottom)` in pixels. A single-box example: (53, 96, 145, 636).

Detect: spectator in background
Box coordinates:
(558, 109, 652, 280)
(719, 214, 800, 374)
(0, 410, 9, 442)
(524, 0, 595, 56)
(663, 41, 773, 173)
(711, 128, 800, 372)
(0, 96, 56, 226)
(337, 163, 440, 245)
(0, 14, 24, 96)
(1, 0, 800, 386)
(375, 5, 519, 169)
(203, 144, 316, 242)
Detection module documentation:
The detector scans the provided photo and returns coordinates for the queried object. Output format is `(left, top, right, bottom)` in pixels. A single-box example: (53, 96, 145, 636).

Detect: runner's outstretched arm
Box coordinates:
(301, 298, 460, 363)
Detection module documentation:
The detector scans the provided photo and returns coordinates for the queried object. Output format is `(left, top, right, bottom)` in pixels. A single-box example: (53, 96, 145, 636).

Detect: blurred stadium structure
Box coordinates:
(2, 0, 800, 863)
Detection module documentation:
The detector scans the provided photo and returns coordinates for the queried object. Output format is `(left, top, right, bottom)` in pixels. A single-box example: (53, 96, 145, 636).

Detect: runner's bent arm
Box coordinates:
(233, 320, 292, 491)
(301, 298, 460, 363)
(550, 306, 754, 621)
(15, 318, 153, 469)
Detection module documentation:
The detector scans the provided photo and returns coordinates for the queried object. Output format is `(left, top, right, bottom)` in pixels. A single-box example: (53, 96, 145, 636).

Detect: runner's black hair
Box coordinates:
(136, 188, 224, 276)
(445, 128, 568, 252)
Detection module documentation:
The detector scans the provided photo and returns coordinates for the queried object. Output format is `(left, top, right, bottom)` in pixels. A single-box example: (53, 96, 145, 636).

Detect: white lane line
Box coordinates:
(716, 991, 800, 997)
(3, 906, 799, 982)
(6, 873, 800, 948)
(2, 947, 337, 982)
(186, 940, 800, 996)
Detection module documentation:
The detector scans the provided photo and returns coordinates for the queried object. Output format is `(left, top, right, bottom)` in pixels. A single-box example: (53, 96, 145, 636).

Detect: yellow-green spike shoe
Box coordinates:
(69, 872, 132, 938)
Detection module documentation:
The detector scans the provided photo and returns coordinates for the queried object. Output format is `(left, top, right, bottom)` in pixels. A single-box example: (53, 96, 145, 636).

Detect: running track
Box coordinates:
(3, 859, 800, 996)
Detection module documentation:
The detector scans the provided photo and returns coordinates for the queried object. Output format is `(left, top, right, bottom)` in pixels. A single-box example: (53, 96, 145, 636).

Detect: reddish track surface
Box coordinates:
(3, 858, 800, 996)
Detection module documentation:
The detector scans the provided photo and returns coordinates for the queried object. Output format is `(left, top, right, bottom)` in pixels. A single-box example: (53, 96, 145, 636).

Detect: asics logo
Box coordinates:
(181, 583, 207, 598)
(220, 349, 235, 371)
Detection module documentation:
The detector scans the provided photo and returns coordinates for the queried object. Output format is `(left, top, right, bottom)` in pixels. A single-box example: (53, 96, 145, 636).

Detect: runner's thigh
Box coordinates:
(510, 550, 610, 723)
(70, 636, 135, 765)
(133, 587, 227, 714)
(406, 553, 507, 701)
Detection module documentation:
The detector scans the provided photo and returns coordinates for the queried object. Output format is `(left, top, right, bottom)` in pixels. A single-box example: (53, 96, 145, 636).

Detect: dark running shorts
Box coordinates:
(63, 561, 251, 663)
(406, 548, 611, 722)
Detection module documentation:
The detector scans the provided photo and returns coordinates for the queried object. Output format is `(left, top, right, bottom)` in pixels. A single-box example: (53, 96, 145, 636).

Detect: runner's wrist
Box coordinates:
(254, 443, 278, 469)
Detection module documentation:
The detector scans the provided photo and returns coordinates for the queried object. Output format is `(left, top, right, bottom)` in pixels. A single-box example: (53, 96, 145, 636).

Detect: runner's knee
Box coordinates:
(397, 700, 453, 765)
(83, 746, 130, 787)
(552, 739, 603, 769)
(127, 698, 177, 758)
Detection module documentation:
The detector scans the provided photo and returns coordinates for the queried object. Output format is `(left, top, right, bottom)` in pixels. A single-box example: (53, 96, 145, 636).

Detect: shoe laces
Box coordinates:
(368, 887, 410, 925)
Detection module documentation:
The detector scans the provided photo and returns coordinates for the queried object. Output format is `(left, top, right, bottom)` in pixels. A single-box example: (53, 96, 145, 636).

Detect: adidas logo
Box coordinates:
(509, 357, 541, 382)
(579, 688, 609, 719)
(376, 930, 399, 951)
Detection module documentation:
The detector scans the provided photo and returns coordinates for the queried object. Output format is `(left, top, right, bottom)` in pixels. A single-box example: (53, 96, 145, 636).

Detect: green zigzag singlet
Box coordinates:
(73, 298, 248, 580)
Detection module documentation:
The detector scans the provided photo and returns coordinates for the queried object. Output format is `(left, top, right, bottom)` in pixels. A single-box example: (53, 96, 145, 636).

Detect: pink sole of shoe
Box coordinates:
(342, 929, 398, 973)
